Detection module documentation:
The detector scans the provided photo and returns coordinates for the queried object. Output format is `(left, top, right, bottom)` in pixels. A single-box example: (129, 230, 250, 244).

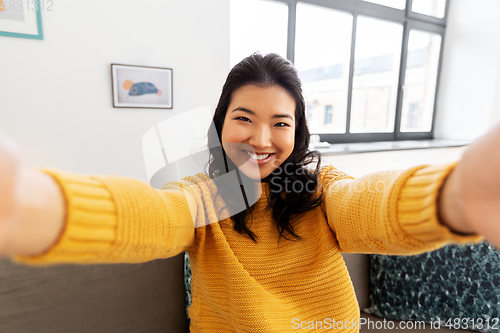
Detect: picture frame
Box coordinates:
(111, 64, 173, 109)
(0, 0, 44, 40)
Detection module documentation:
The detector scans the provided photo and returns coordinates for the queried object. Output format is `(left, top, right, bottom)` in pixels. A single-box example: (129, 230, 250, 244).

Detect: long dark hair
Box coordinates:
(207, 53, 323, 241)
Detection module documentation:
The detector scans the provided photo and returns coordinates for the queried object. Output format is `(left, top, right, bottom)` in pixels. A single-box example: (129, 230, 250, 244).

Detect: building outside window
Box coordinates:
(230, 0, 448, 143)
(324, 105, 333, 125)
(306, 103, 313, 121)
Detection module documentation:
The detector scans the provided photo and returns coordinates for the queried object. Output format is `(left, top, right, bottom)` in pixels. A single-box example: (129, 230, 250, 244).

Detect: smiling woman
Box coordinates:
(206, 53, 324, 242)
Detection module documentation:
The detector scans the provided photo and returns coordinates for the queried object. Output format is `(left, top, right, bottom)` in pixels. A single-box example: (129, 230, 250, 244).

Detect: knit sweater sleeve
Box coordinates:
(319, 163, 483, 255)
(14, 169, 198, 265)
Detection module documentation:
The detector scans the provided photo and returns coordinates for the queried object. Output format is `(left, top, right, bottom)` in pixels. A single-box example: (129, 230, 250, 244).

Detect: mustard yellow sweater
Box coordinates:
(17, 164, 480, 332)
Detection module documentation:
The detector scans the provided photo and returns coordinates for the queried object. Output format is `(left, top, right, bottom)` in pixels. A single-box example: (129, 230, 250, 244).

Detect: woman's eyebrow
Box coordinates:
(232, 107, 294, 121)
(232, 107, 255, 115)
(272, 114, 294, 121)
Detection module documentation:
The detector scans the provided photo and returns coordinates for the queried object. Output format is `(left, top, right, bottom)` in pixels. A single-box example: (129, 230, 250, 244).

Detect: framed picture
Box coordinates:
(111, 64, 173, 109)
(0, 0, 44, 40)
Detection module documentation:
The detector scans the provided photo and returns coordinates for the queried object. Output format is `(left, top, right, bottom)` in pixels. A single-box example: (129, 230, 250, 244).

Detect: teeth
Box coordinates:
(246, 151, 271, 160)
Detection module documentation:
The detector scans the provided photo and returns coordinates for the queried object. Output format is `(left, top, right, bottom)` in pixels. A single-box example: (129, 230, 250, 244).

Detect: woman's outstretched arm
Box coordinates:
(0, 134, 65, 256)
(320, 124, 500, 255)
(0, 132, 198, 263)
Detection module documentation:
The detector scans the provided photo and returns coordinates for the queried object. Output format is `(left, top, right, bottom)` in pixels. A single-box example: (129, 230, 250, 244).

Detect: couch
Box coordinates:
(0, 252, 474, 332)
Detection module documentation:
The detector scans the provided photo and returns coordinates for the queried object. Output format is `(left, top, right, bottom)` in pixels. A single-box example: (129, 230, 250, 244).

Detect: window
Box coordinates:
(407, 102, 420, 129)
(324, 105, 333, 124)
(230, 0, 448, 143)
(295, 3, 352, 134)
(350, 16, 403, 134)
(306, 103, 312, 121)
(412, 0, 447, 19)
(401, 30, 442, 132)
(363, 0, 405, 10)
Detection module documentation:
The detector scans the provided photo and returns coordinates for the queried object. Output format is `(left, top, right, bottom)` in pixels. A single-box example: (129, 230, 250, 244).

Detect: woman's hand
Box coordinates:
(0, 132, 65, 257)
(439, 124, 500, 247)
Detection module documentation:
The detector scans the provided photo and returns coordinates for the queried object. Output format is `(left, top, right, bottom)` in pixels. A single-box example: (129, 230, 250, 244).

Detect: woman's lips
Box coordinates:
(242, 150, 274, 165)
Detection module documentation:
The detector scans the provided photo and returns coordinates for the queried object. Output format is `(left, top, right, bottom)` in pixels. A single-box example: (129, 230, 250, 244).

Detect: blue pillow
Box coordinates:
(367, 242, 500, 333)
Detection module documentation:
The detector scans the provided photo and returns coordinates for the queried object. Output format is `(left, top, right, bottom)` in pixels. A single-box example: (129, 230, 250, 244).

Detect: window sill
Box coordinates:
(313, 139, 473, 156)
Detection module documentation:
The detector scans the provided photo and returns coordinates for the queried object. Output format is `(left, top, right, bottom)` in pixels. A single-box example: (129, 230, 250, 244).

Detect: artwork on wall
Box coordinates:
(111, 64, 173, 109)
(0, 0, 45, 39)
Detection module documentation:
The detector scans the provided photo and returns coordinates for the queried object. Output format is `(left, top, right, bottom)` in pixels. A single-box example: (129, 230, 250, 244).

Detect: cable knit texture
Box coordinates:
(15, 164, 481, 332)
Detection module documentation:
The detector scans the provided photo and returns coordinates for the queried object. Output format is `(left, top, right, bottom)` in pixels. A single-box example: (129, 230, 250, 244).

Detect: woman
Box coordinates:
(0, 53, 498, 332)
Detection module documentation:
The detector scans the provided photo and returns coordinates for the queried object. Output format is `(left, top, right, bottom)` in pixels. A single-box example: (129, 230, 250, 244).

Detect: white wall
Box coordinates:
(435, 0, 500, 140)
(0, 0, 229, 182)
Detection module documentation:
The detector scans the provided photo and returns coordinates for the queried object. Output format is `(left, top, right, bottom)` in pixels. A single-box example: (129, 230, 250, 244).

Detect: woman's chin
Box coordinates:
(238, 163, 266, 180)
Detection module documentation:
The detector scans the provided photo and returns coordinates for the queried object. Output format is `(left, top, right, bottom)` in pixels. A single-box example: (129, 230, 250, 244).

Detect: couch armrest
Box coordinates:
(0, 253, 188, 333)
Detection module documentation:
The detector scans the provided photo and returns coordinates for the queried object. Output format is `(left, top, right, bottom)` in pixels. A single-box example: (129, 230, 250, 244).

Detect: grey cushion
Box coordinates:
(0, 253, 188, 333)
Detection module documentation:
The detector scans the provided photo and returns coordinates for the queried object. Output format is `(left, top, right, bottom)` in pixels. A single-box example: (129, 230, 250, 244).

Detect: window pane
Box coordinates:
(400, 30, 442, 132)
(411, 0, 447, 19)
(295, 3, 353, 134)
(362, 0, 405, 10)
(350, 16, 403, 133)
(230, 0, 288, 67)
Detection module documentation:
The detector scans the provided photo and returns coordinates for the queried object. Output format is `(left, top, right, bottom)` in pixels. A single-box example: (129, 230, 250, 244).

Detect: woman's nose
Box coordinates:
(249, 126, 272, 149)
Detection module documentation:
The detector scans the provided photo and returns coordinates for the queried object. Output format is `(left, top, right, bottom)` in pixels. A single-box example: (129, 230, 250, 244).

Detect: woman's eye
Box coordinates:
(275, 122, 290, 127)
(236, 117, 251, 123)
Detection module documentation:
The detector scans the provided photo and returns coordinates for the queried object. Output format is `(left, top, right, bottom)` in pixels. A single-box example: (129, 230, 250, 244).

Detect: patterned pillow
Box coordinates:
(367, 242, 500, 333)
(185, 252, 192, 325)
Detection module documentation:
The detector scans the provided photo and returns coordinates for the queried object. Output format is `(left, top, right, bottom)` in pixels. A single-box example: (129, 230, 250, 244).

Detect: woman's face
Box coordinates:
(221, 84, 296, 180)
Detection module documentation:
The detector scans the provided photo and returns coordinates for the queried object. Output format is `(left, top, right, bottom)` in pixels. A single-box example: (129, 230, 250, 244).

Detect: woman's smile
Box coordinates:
(242, 150, 274, 165)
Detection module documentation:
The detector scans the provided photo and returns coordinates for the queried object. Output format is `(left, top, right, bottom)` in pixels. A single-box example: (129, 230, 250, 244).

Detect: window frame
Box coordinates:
(268, 0, 449, 143)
